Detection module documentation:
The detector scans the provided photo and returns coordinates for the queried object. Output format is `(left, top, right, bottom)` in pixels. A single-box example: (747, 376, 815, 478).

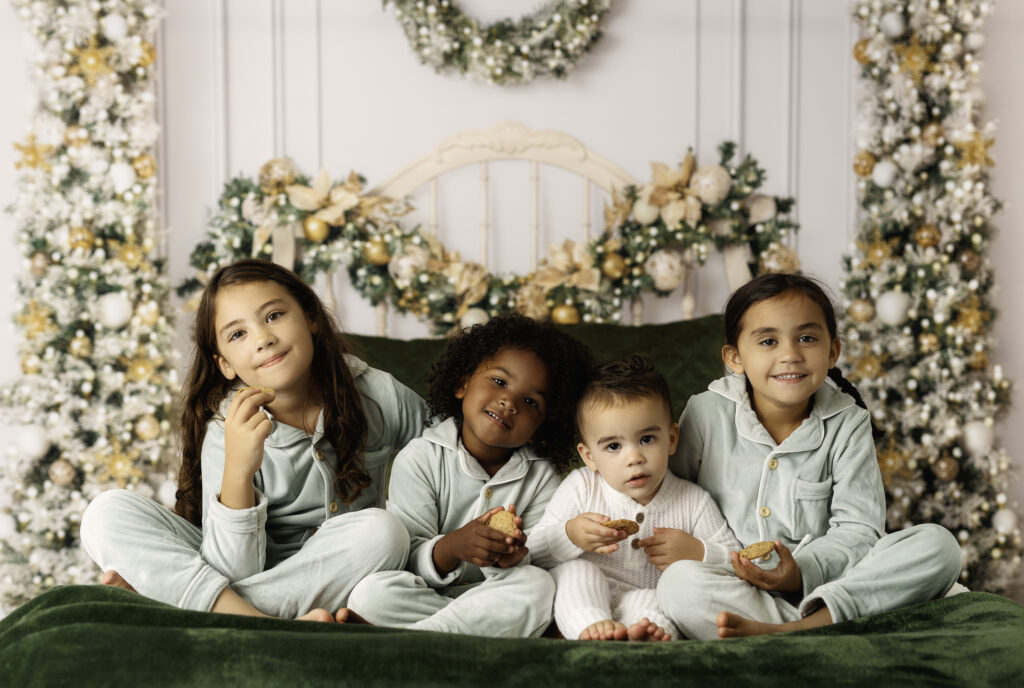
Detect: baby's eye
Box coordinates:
(640, 434, 656, 445)
(605, 442, 621, 452)
(524, 396, 539, 409)
(490, 377, 507, 387)
(758, 338, 777, 347)
(267, 310, 284, 322)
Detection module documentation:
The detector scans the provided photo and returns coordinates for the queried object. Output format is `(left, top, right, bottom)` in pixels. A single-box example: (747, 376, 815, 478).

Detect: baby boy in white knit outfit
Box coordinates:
(528, 355, 741, 641)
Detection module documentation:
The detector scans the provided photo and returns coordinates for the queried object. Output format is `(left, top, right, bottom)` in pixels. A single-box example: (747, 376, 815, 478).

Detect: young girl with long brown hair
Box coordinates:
(81, 259, 427, 622)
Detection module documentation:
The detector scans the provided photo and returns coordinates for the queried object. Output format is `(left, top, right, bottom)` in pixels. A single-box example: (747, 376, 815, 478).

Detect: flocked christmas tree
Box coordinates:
(841, 0, 1021, 592)
(0, 0, 177, 614)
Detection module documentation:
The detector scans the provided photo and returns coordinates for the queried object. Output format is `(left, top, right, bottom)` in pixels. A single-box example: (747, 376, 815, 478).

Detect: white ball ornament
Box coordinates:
(875, 291, 912, 326)
(100, 13, 129, 40)
(962, 419, 994, 457)
(644, 249, 686, 292)
(16, 425, 51, 461)
(0, 512, 16, 538)
(965, 32, 985, 50)
(689, 165, 732, 205)
(109, 162, 137, 194)
(993, 509, 1018, 535)
(871, 159, 899, 188)
(98, 291, 133, 329)
(632, 197, 661, 225)
(460, 308, 490, 329)
(880, 12, 906, 38)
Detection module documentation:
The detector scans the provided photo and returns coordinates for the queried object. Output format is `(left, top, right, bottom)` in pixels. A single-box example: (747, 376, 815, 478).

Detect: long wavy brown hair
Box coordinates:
(174, 259, 370, 526)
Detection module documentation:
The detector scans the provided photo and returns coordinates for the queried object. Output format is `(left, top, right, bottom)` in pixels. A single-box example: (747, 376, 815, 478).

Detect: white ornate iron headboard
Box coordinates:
(323, 121, 751, 335)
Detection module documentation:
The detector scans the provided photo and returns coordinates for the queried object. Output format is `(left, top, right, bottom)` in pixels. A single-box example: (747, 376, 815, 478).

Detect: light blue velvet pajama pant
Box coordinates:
(80, 488, 409, 618)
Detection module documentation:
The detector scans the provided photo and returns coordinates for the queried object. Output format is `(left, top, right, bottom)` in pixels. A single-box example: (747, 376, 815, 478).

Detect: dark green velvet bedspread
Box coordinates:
(348, 315, 728, 419)
(2, 586, 1021, 687)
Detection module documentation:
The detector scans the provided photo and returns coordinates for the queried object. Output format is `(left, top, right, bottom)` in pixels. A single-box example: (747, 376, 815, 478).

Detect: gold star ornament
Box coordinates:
(954, 131, 995, 168)
(94, 441, 145, 488)
(14, 136, 55, 171)
(69, 37, 115, 85)
(894, 35, 934, 84)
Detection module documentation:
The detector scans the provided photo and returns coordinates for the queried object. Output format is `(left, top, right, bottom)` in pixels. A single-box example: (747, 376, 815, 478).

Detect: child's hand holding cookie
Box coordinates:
(730, 539, 802, 593)
(566, 513, 632, 554)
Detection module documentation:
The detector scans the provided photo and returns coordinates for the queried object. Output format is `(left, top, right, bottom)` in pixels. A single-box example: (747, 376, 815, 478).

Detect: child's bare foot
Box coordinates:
(100, 570, 137, 593)
(627, 617, 672, 642)
(716, 606, 833, 638)
(579, 619, 628, 641)
(296, 608, 335, 623)
(335, 608, 371, 624)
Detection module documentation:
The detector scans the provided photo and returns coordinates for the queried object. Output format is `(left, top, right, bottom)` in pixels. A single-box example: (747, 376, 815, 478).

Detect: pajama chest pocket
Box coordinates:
(792, 478, 832, 535)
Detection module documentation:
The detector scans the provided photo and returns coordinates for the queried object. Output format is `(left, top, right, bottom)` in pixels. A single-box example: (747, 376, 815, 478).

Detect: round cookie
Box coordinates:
(602, 519, 640, 535)
(487, 510, 517, 537)
(739, 540, 776, 560)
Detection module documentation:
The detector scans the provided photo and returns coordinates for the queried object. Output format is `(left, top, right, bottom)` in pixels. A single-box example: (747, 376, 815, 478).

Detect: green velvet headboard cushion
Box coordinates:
(347, 314, 725, 419)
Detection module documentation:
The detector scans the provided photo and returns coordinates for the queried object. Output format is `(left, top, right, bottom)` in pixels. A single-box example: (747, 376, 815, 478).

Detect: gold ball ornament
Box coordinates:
(969, 350, 989, 371)
(551, 304, 581, 325)
(933, 456, 960, 482)
(63, 125, 89, 148)
(918, 332, 940, 354)
(600, 253, 626, 280)
(853, 150, 876, 177)
(303, 216, 330, 243)
(30, 252, 50, 277)
(258, 157, 298, 195)
(364, 238, 391, 266)
(135, 300, 161, 326)
(21, 354, 42, 375)
(921, 122, 944, 146)
(958, 249, 981, 274)
(847, 298, 875, 324)
(69, 334, 92, 358)
(913, 224, 941, 248)
(47, 458, 77, 486)
(853, 38, 871, 65)
(138, 41, 157, 67)
(758, 246, 800, 274)
(69, 225, 95, 251)
(132, 154, 157, 179)
(134, 414, 161, 441)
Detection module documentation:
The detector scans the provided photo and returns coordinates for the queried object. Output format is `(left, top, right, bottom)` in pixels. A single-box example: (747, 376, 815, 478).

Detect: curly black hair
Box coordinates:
(426, 313, 594, 470)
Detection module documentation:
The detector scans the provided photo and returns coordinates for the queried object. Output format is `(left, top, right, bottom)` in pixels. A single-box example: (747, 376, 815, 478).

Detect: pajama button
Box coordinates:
(485, 488, 493, 499)
(315, 449, 325, 460)
(631, 539, 641, 549)
(768, 458, 778, 470)
(760, 506, 771, 518)
(635, 512, 645, 524)
(329, 501, 338, 513)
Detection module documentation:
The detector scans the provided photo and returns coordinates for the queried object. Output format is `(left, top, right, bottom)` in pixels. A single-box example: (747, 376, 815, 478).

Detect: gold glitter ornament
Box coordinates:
(95, 441, 145, 488)
(877, 440, 914, 487)
(914, 224, 941, 248)
(921, 122, 944, 146)
(955, 297, 988, 335)
(134, 414, 161, 441)
(14, 135, 54, 171)
(758, 246, 800, 274)
(258, 157, 298, 194)
(600, 253, 626, 280)
(69, 225, 95, 250)
(969, 350, 989, 370)
(933, 456, 960, 481)
(30, 252, 49, 277)
(852, 354, 884, 381)
(135, 300, 160, 326)
(132, 154, 156, 179)
(138, 41, 157, 67)
(853, 150, 876, 177)
(69, 334, 92, 358)
(21, 354, 42, 375)
(853, 38, 871, 65)
(918, 332, 940, 354)
(958, 249, 981, 273)
(303, 216, 330, 243)
(364, 237, 391, 266)
(551, 304, 581, 325)
(955, 131, 995, 168)
(69, 37, 115, 85)
(63, 125, 90, 148)
(847, 298, 875, 324)
(48, 458, 77, 486)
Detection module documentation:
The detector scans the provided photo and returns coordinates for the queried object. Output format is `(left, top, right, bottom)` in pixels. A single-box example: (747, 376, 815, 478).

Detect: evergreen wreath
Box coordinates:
(386, 0, 613, 85)
(179, 143, 798, 336)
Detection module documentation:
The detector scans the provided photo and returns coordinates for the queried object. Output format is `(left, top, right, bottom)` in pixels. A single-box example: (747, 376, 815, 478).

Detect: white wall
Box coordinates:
(1, 0, 1022, 597)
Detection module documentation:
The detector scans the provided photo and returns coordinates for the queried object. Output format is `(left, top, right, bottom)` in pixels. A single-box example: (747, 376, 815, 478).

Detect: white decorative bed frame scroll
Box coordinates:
(342, 120, 751, 336)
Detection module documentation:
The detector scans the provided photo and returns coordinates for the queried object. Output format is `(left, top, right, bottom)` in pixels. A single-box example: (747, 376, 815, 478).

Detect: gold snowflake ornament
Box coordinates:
(69, 36, 115, 86)
(95, 441, 144, 488)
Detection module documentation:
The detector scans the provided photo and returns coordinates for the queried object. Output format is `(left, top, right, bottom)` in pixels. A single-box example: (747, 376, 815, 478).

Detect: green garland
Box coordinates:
(386, 0, 613, 85)
(179, 143, 798, 335)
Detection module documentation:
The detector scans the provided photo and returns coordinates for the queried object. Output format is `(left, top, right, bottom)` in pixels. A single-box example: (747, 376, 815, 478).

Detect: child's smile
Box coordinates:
(455, 347, 550, 468)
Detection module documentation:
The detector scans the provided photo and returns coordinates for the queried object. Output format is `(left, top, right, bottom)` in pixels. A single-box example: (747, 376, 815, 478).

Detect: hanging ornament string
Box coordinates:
(386, 0, 613, 85)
